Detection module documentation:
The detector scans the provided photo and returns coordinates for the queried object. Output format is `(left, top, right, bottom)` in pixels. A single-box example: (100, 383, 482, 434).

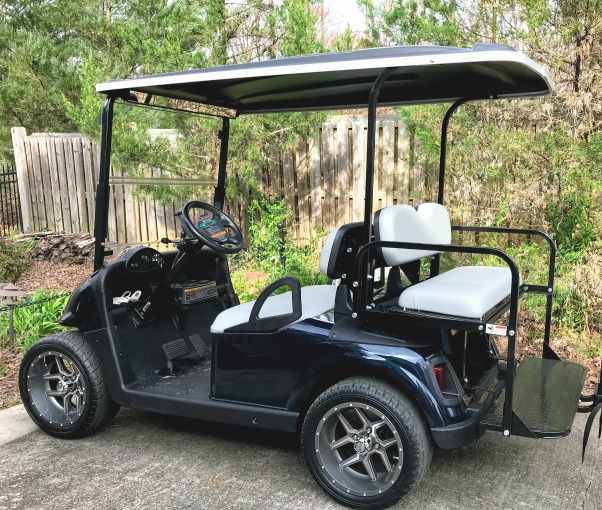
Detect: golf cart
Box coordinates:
(18, 44, 600, 509)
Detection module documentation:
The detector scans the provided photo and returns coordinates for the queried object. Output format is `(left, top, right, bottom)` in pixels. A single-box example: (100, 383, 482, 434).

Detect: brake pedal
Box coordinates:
(189, 334, 207, 359)
(161, 338, 190, 374)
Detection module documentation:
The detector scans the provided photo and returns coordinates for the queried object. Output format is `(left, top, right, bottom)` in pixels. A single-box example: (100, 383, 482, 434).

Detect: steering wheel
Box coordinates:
(180, 201, 244, 254)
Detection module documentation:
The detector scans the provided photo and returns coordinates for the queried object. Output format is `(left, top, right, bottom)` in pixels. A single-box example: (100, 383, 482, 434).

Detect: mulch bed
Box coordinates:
(16, 260, 92, 293)
(0, 346, 21, 409)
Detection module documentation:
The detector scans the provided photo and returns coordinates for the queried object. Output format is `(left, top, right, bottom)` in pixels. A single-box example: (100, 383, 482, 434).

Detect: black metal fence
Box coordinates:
(0, 162, 22, 236)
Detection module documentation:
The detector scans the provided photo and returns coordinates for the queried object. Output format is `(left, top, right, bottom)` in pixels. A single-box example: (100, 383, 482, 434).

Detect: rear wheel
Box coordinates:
(302, 377, 432, 509)
(19, 331, 120, 438)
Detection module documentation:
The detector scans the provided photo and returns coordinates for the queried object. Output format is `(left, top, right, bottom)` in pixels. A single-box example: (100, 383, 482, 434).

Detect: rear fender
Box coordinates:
(289, 350, 452, 430)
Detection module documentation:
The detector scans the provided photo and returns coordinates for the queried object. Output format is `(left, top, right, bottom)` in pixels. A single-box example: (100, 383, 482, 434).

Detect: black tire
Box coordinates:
(19, 331, 120, 438)
(302, 377, 432, 509)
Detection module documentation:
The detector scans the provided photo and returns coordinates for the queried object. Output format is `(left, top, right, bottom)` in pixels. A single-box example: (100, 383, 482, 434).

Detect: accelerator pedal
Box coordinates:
(161, 338, 190, 375)
(188, 334, 207, 359)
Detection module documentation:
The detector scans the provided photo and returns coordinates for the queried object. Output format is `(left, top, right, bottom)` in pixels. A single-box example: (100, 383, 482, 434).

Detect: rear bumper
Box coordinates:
(431, 417, 480, 449)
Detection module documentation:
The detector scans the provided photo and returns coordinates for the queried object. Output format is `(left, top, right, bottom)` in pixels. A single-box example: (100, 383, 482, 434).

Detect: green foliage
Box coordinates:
(547, 192, 597, 255)
(231, 197, 328, 302)
(1, 0, 327, 200)
(0, 291, 70, 351)
(0, 235, 33, 283)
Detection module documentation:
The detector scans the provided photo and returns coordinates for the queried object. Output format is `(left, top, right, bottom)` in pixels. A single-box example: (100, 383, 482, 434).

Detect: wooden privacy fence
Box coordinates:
(11, 116, 429, 244)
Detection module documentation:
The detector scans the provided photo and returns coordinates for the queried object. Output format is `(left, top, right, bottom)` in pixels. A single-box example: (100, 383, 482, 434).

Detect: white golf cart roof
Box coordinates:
(96, 43, 553, 115)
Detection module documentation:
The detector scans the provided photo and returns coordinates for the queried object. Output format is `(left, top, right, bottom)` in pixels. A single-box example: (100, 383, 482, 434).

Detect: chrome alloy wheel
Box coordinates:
(314, 401, 404, 497)
(26, 350, 87, 427)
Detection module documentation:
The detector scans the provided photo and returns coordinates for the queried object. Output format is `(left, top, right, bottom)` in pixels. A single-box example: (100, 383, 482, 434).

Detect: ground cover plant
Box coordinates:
(0, 235, 32, 283)
(0, 290, 70, 351)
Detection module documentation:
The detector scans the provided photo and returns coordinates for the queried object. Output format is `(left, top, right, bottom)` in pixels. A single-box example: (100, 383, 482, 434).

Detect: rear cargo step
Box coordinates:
(480, 356, 586, 438)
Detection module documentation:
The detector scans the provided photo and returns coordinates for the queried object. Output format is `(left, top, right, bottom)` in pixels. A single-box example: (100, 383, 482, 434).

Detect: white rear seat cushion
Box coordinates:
(377, 203, 451, 266)
(398, 266, 519, 319)
(211, 284, 337, 334)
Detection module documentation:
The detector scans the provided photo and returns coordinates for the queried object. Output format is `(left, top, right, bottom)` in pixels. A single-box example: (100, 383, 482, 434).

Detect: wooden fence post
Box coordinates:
(10, 127, 32, 232)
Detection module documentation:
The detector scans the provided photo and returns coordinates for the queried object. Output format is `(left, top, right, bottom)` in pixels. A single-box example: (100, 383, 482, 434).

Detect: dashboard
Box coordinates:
(123, 247, 165, 273)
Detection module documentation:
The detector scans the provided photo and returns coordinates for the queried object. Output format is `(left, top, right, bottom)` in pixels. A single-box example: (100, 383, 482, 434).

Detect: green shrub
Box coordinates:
(230, 197, 328, 302)
(0, 235, 33, 283)
(0, 290, 70, 351)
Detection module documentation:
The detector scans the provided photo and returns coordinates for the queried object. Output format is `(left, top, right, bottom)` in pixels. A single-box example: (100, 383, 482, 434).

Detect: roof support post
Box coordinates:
(214, 117, 230, 210)
(93, 95, 117, 271)
(363, 68, 397, 245)
(438, 98, 470, 205)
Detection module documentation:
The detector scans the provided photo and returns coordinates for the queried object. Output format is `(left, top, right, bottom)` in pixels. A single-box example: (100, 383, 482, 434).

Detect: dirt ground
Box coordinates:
(0, 346, 21, 409)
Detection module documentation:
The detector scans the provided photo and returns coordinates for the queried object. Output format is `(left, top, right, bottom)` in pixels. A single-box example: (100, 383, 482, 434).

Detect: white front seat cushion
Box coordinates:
(398, 266, 518, 319)
(211, 284, 337, 334)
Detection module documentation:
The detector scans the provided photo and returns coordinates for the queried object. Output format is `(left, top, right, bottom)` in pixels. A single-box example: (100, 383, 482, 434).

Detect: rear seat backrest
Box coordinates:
(374, 203, 451, 266)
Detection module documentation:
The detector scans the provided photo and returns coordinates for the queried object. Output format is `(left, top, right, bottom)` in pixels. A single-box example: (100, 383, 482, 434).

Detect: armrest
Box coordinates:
(451, 225, 555, 254)
(224, 276, 302, 334)
(451, 225, 556, 291)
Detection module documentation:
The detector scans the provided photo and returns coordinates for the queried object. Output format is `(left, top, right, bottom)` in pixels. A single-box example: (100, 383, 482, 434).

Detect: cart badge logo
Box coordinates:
(485, 324, 508, 336)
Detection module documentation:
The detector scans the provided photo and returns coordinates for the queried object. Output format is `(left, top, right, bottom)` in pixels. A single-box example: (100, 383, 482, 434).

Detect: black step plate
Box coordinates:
(481, 357, 587, 438)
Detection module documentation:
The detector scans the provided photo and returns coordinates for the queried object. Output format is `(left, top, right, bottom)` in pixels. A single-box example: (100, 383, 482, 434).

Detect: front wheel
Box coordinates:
(19, 331, 120, 438)
(302, 377, 432, 509)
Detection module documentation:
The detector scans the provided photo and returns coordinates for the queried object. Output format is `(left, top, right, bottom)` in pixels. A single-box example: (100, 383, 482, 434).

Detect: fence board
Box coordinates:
(382, 121, 395, 208)
(21, 141, 34, 230)
(321, 122, 335, 231)
(54, 138, 72, 234)
(63, 138, 82, 233)
(398, 122, 411, 204)
(115, 168, 128, 243)
(11, 127, 31, 231)
(336, 121, 350, 225)
(282, 148, 296, 235)
(72, 139, 89, 232)
(309, 132, 322, 230)
(46, 138, 64, 233)
(10, 115, 425, 243)
(124, 184, 137, 243)
(82, 138, 96, 232)
(352, 121, 365, 221)
(147, 200, 158, 243)
(38, 138, 55, 228)
(31, 139, 48, 230)
(295, 140, 310, 240)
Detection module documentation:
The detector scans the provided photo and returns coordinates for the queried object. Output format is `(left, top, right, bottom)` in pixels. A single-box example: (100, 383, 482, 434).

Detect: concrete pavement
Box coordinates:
(0, 405, 600, 509)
